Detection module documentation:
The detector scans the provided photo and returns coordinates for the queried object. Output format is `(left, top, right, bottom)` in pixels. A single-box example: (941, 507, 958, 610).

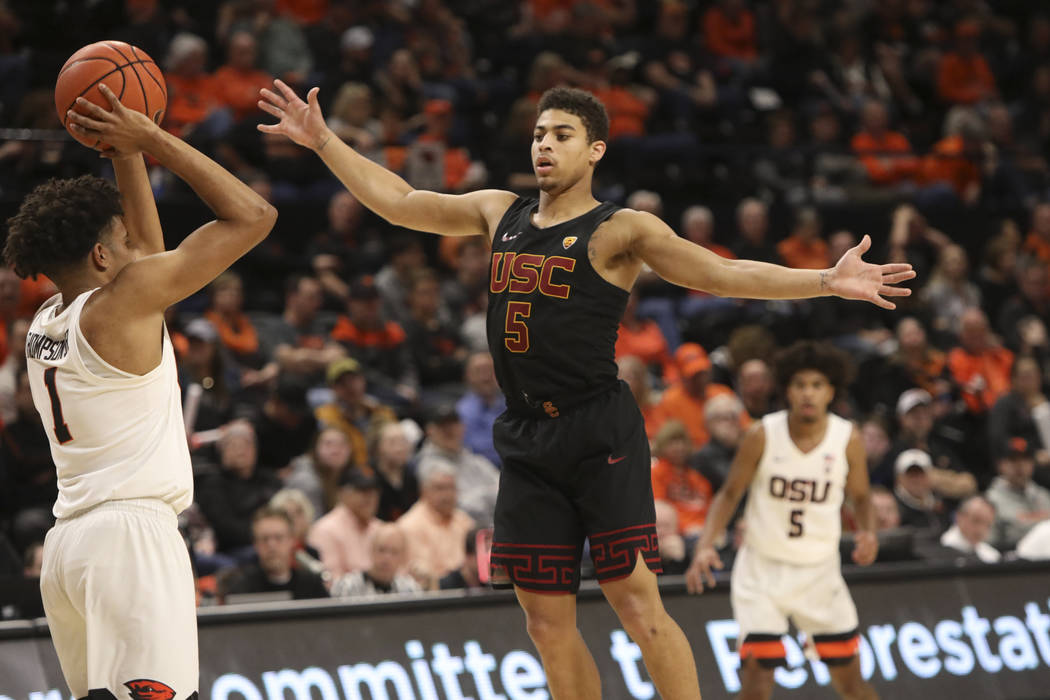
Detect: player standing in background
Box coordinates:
(2, 85, 276, 700)
(258, 80, 911, 700)
(687, 341, 879, 700)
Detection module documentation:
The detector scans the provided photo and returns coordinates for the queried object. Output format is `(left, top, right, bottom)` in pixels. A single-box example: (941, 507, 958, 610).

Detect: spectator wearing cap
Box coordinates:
(255, 275, 345, 386)
(937, 19, 997, 105)
(988, 356, 1050, 471)
(398, 462, 476, 583)
(370, 421, 419, 521)
(986, 437, 1050, 550)
(876, 388, 975, 496)
(657, 343, 738, 448)
(178, 318, 243, 434)
(403, 269, 468, 392)
(221, 507, 328, 603)
(893, 449, 949, 534)
(306, 467, 383, 578)
(251, 376, 317, 472)
(650, 421, 713, 536)
(195, 421, 282, 558)
(330, 275, 417, 403)
(314, 357, 397, 470)
(416, 404, 500, 528)
(439, 528, 485, 590)
(330, 523, 422, 598)
(939, 496, 1001, 563)
(285, 426, 353, 518)
(212, 31, 273, 123)
(456, 352, 505, 467)
(949, 308, 1014, 416)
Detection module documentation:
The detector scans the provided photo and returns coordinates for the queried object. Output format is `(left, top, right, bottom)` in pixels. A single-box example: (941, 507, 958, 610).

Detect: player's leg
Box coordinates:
(514, 588, 601, 700)
(79, 501, 198, 699)
(600, 554, 702, 700)
(737, 655, 776, 700)
(39, 523, 90, 698)
(826, 656, 878, 700)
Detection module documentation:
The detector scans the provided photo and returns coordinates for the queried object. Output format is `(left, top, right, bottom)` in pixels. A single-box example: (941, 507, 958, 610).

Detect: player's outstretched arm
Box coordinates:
(685, 423, 765, 594)
(627, 210, 916, 309)
(845, 428, 879, 566)
(66, 85, 277, 312)
(258, 80, 514, 239)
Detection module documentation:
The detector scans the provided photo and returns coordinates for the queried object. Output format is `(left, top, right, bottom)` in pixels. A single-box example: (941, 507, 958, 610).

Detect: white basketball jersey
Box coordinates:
(743, 410, 853, 565)
(25, 290, 192, 518)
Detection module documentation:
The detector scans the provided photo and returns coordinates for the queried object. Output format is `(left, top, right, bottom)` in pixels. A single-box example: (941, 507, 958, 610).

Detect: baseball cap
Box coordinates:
(675, 343, 712, 377)
(339, 467, 380, 490)
(184, 318, 218, 343)
(1000, 436, 1034, 460)
(326, 357, 362, 384)
(896, 388, 932, 417)
(350, 276, 380, 301)
(426, 403, 461, 425)
(895, 448, 933, 475)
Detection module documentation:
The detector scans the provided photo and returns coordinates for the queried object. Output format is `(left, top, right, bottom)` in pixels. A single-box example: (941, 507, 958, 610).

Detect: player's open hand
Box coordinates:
(827, 234, 916, 310)
(65, 84, 159, 156)
(851, 530, 878, 566)
(257, 80, 331, 152)
(685, 546, 723, 594)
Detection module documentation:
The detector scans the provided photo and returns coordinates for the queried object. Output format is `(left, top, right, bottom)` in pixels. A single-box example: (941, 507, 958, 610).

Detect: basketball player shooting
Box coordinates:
(258, 80, 911, 700)
(3, 84, 276, 700)
(686, 342, 879, 700)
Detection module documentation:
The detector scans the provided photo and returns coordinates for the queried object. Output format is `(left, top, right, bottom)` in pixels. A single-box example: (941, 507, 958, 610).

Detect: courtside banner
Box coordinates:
(2, 561, 1049, 700)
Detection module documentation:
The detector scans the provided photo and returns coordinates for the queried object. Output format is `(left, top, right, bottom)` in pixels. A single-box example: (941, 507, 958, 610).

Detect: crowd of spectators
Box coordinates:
(3, 0, 1050, 615)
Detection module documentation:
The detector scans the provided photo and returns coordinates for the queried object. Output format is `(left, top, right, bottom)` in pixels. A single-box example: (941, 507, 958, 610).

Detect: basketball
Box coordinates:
(54, 40, 167, 148)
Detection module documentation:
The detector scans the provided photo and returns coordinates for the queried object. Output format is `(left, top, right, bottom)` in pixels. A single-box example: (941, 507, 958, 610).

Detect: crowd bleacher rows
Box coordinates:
(2, 0, 1050, 615)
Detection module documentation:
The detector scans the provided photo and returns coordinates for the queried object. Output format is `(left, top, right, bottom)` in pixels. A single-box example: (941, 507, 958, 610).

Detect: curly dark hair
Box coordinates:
(536, 86, 609, 143)
(3, 175, 123, 279)
(773, 341, 855, 398)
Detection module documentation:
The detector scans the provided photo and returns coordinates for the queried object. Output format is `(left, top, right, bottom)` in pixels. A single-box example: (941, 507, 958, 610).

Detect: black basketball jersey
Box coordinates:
(487, 197, 627, 416)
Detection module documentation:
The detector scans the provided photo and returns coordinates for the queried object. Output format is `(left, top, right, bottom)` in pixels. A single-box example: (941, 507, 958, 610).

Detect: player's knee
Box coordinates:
(524, 612, 568, 648)
(609, 591, 663, 644)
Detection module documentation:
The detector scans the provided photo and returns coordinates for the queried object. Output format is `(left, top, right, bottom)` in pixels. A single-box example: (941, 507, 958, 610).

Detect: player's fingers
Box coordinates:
(256, 122, 281, 134)
(273, 79, 300, 103)
(306, 86, 321, 110)
(259, 87, 287, 109)
(72, 97, 113, 121)
(849, 234, 872, 256)
(871, 294, 896, 310)
(881, 270, 916, 285)
(258, 100, 284, 119)
(66, 110, 108, 131)
(879, 285, 911, 296)
(703, 566, 717, 588)
(96, 83, 123, 111)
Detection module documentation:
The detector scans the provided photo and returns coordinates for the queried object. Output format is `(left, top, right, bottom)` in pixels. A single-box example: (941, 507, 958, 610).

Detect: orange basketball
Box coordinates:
(55, 40, 167, 148)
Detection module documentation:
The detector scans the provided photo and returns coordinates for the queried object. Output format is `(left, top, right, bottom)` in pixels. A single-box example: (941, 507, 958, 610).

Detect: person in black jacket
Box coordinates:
(222, 506, 328, 603)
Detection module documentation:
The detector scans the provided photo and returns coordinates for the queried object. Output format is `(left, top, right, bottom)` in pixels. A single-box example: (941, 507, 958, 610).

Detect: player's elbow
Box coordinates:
(245, 202, 278, 241)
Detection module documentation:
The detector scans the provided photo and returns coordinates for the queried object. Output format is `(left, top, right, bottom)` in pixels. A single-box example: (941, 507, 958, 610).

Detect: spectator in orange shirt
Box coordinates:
(385, 100, 486, 193)
(204, 271, 261, 369)
(615, 290, 674, 380)
(777, 206, 830, 270)
(1022, 202, 1050, 268)
(618, 355, 666, 440)
(937, 20, 997, 106)
(681, 206, 735, 260)
(921, 110, 985, 205)
(651, 420, 713, 536)
(163, 33, 230, 140)
(703, 0, 758, 63)
(948, 308, 1014, 415)
(213, 31, 273, 123)
(657, 343, 736, 447)
(851, 99, 919, 186)
(276, 0, 328, 26)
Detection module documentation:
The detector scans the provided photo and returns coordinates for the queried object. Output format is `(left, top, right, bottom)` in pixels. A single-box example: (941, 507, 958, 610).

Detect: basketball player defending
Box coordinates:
(258, 81, 910, 700)
(687, 342, 879, 700)
(3, 85, 276, 700)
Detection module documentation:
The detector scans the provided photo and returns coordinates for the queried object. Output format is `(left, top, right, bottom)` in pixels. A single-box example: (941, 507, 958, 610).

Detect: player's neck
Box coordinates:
(787, 411, 829, 441)
(54, 272, 105, 312)
(535, 180, 598, 227)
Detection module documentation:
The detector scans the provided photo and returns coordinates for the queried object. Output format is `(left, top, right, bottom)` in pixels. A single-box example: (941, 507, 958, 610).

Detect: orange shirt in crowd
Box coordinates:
(615, 320, 674, 379)
(657, 382, 736, 447)
(213, 65, 272, 122)
(651, 458, 713, 534)
(164, 72, 221, 131)
(777, 235, 829, 270)
(204, 310, 259, 358)
(385, 141, 473, 191)
(306, 505, 381, 579)
(639, 399, 668, 440)
(18, 275, 56, 318)
(703, 6, 757, 60)
(947, 345, 1014, 414)
(937, 52, 996, 105)
(276, 0, 327, 24)
(590, 86, 648, 140)
(922, 135, 980, 197)
(1023, 232, 1050, 268)
(851, 131, 920, 185)
(398, 500, 475, 580)
(331, 316, 406, 350)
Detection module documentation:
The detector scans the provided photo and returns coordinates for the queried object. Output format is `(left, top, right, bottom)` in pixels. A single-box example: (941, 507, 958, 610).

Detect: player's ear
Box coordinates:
(589, 140, 606, 166)
(90, 241, 108, 271)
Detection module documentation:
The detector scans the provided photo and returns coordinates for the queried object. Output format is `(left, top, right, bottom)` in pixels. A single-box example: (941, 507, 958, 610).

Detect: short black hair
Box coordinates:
(3, 175, 123, 279)
(773, 341, 854, 398)
(536, 86, 609, 143)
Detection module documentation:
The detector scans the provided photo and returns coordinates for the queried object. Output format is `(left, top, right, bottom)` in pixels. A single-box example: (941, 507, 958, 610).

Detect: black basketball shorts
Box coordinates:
(489, 381, 661, 594)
